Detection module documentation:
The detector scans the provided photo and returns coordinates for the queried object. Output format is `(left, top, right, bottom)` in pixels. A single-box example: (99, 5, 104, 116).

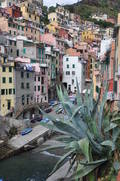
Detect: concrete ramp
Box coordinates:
(8, 125, 49, 150)
(47, 162, 73, 181)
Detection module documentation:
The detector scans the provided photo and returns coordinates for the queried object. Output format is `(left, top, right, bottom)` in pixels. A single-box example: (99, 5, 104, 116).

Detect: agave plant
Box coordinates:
(40, 82, 120, 181)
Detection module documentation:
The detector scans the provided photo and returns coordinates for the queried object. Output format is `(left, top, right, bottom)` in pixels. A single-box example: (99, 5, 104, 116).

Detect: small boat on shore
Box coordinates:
(21, 128, 32, 136)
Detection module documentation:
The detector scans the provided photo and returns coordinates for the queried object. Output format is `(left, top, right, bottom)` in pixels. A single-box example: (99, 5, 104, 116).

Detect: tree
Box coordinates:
(49, 6, 56, 13)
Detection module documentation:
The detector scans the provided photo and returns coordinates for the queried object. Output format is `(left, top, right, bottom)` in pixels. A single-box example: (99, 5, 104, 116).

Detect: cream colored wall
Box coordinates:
(21, 5, 40, 24)
(48, 13, 57, 23)
(0, 62, 15, 116)
(0, 17, 8, 32)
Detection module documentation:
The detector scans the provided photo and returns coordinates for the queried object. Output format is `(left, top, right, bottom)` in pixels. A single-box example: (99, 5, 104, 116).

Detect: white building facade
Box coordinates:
(63, 55, 85, 93)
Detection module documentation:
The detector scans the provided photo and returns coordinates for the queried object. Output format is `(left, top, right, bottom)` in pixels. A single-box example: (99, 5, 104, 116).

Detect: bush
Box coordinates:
(8, 126, 17, 138)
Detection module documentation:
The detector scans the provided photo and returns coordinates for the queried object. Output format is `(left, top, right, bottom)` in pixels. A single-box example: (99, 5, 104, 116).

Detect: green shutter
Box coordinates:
(23, 48, 26, 54)
(96, 86, 99, 93)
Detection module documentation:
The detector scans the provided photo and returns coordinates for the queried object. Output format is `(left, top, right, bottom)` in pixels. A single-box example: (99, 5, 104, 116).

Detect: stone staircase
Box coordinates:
(0, 143, 14, 160)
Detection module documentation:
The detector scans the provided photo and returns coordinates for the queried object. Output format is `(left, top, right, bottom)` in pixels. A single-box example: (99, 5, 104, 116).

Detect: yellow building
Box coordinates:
(82, 31, 95, 42)
(0, 56, 15, 116)
(46, 22, 58, 34)
(20, 0, 41, 24)
(92, 64, 101, 100)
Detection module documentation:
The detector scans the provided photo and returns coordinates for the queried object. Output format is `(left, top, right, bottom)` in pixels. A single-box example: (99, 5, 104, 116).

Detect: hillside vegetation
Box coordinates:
(65, 0, 120, 19)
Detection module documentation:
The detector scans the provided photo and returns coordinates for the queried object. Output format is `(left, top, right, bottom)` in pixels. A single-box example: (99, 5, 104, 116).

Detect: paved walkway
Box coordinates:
(47, 161, 73, 181)
(8, 125, 49, 150)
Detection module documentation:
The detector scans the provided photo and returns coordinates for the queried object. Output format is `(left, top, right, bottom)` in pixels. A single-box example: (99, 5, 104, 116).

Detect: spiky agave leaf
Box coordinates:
(98, 83, 108, 132)
(52, 120, 84, 139)
(76, 78, 83, 106)
(41, 83, 120, 179)
(57, 86, 76, 117)
(73, 161, 106, 179)
(50, 150, 74, 176)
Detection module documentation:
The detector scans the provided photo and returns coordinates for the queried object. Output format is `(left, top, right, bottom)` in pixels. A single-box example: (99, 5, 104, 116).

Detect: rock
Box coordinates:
(37, 137, 44, 145)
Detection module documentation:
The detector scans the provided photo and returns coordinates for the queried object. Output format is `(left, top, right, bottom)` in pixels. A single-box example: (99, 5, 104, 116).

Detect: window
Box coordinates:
(96, 86, 99, 93)
(9, 89, 12, 95)
(38, 76, 40, 81)
(22, 95, 24, 105)
(9, 67, 12, 72)
(34, 86, 36, 91)
(13, 89, 15, 94)
(1, 89, 5, 95)
(11, 49, 13, 53)
(66, 71, 70, 75)
(67, 64, 69, 68)
(14, 42, 16, 46)
(41, 77, 44, 84)
(27, 72, 29, 78)
(80, 50, 83, 54)
(37, 96, 39, 103)
(21, 82, 24, 89)
(26, 83, 30, 89)
(21, 72, 24, 78)
(2, 67, 6, 72)
(95, 64, 98, 69)
(27, 95, 29, 104)
(17, 50, 19, 57)
(26, 27, 28, 31)
(42, 86, 44, 93)
(9, 77, 12, 83)
(66, 58, 69, 61)
(114, 81, 117, 93)
(72, 71, 75, 75)
(22, 27, 24, 31)
(6, 89, 8, 95)
(38, 86, 40, 91)
(7, 100, 11, 110)
(72, 79, 74, 84)
(3, 57, 7, 63)
(72, 64, 75, 68)
(2, 77, 6, 83)
(9, 40, 12, 45)
(34, 77, 36, 81)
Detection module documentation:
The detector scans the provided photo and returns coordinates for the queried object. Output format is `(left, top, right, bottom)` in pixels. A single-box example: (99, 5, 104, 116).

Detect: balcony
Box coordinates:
(107, 92, 114, 101)
(40, 63, 48, 68)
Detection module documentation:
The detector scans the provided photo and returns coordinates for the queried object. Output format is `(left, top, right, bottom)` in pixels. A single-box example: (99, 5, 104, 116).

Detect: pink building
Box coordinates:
(33, 63, 48, 103)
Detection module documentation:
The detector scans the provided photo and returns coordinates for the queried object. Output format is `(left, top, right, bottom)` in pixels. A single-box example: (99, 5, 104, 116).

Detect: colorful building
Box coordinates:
(63, 54, 86, 93)
(5, 4, 22, 18)
(20, 0, 42, 25)
(82, 31, 95, 42)
(0, 55, 15, 116)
